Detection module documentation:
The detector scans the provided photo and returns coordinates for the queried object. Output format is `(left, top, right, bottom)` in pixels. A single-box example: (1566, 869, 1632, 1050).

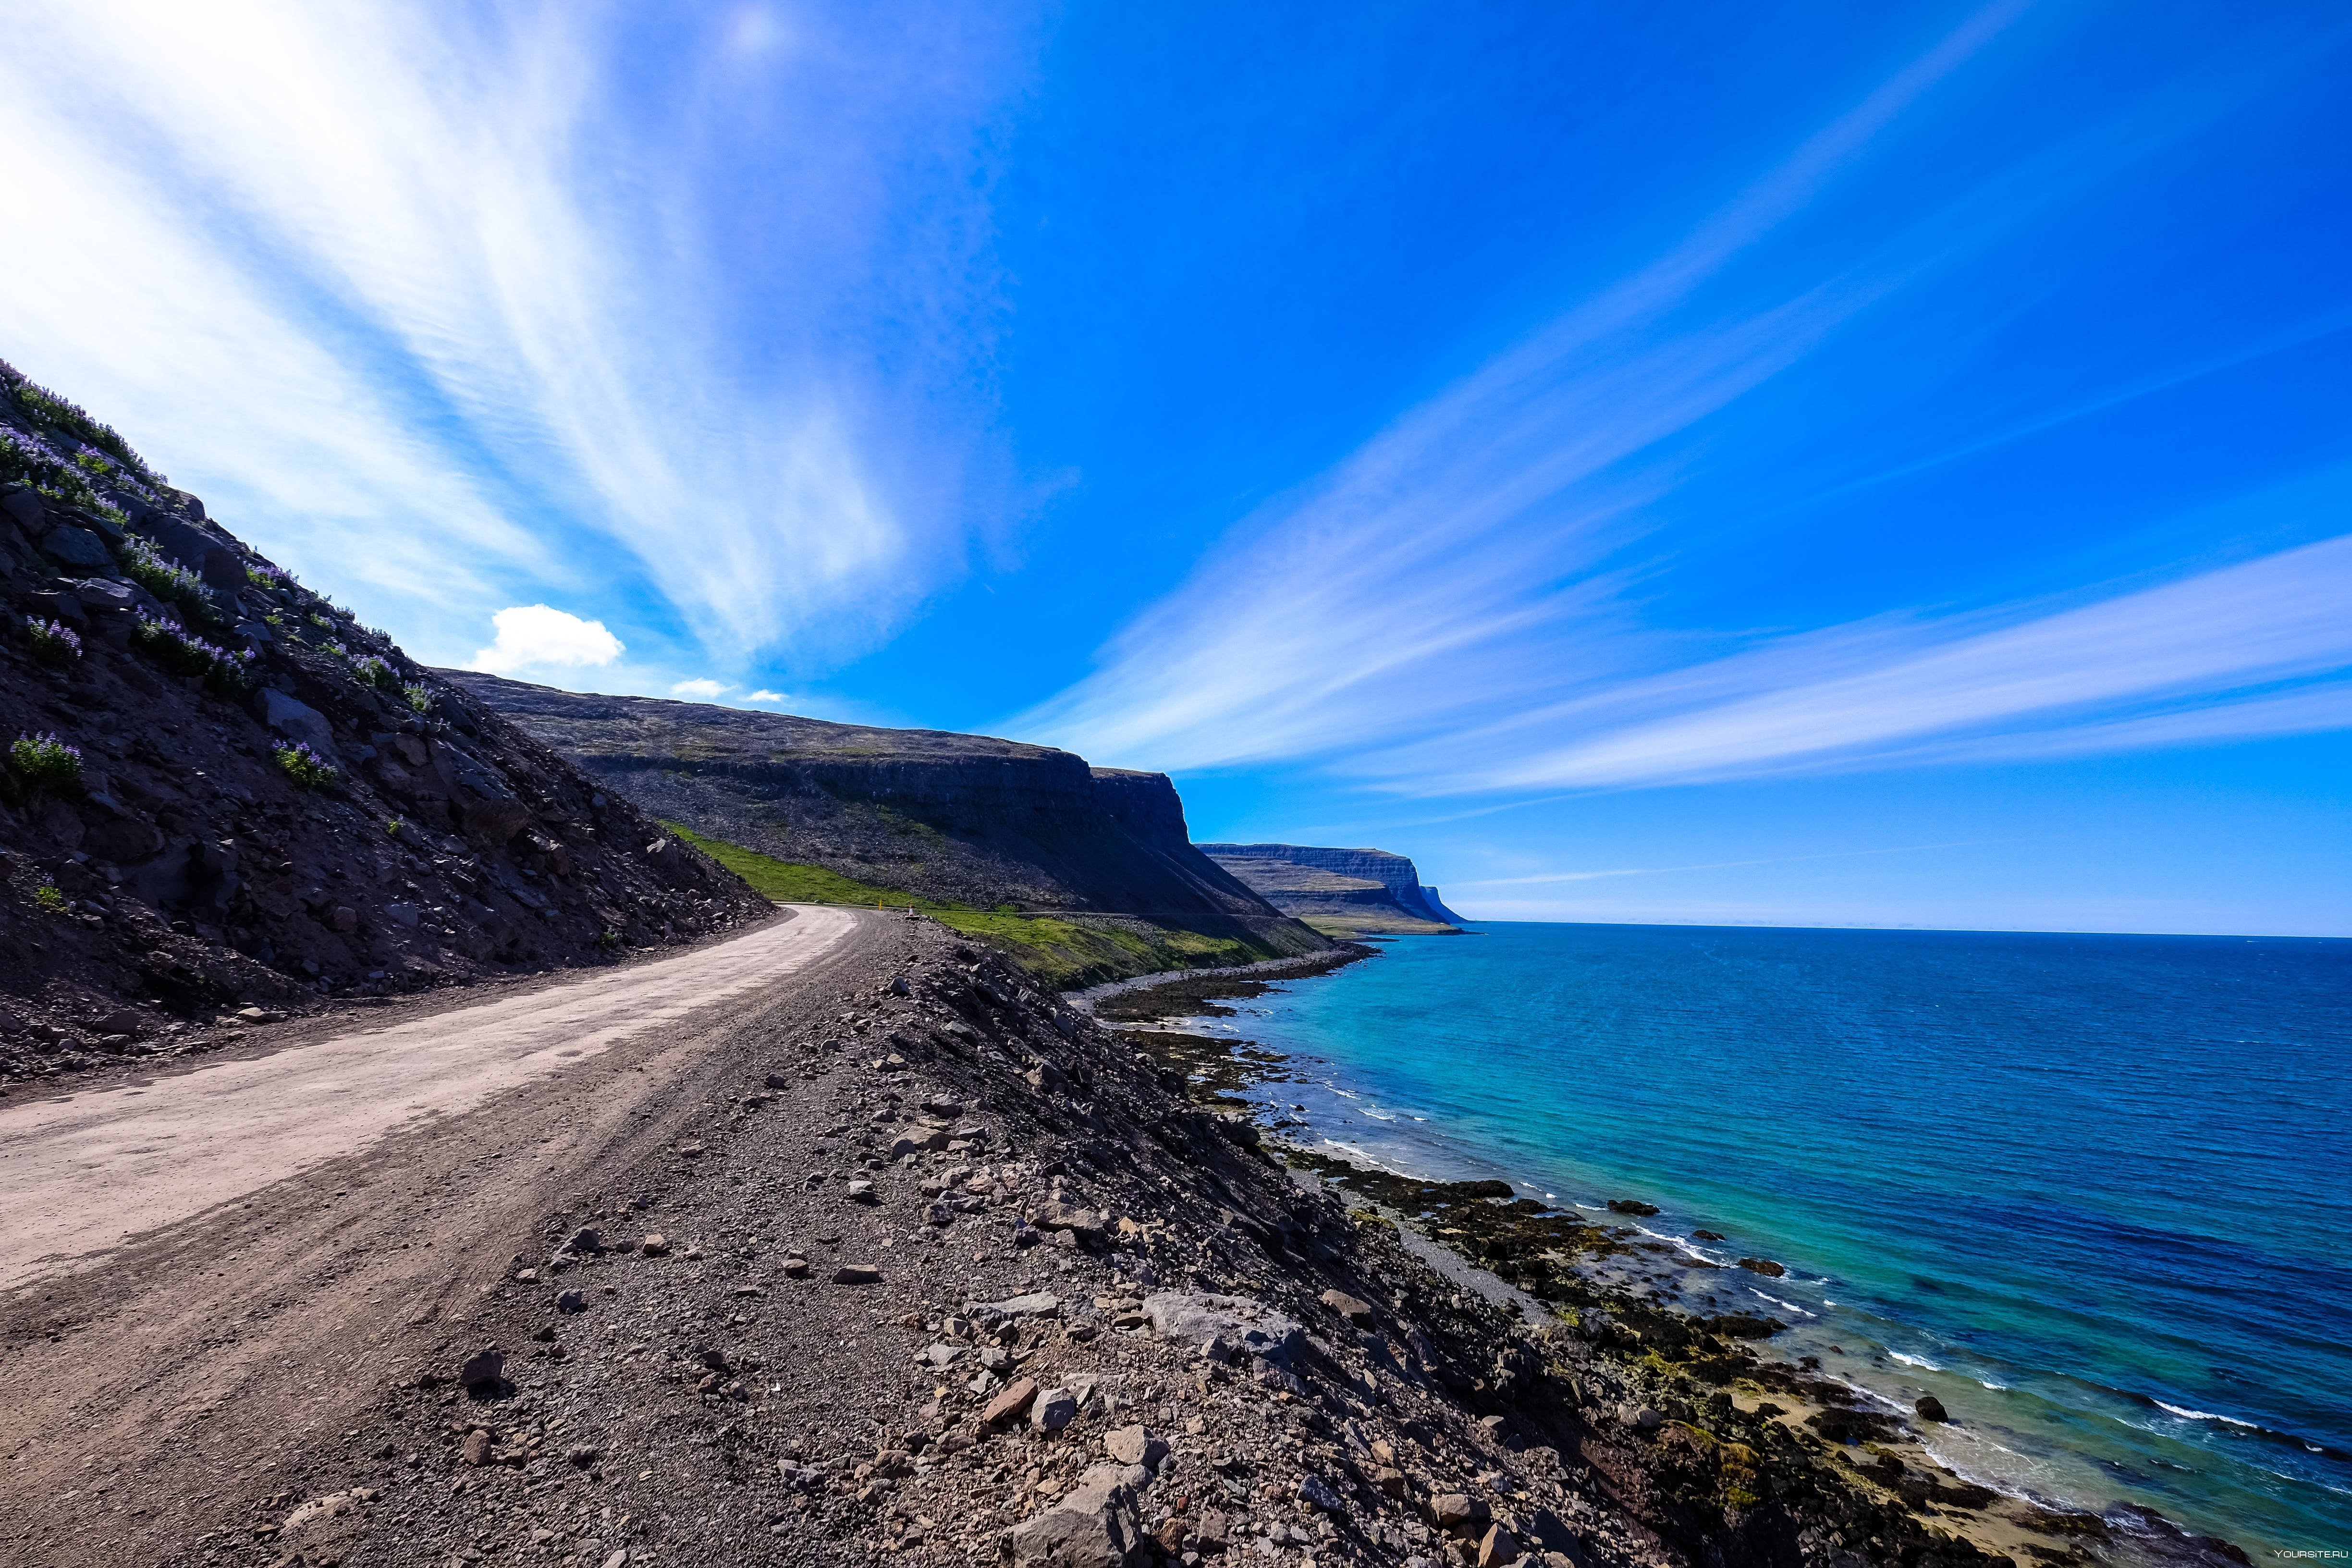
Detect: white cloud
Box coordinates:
(467, 605, 625, 674)
(1481, 536, 2352, 788)
(671, 678, 729, 698)
(1013, 6, 2025, 775)
(745, 689, 787, 702)
(1013, 13, 2339, 793)
(0, 0, 1020, 665)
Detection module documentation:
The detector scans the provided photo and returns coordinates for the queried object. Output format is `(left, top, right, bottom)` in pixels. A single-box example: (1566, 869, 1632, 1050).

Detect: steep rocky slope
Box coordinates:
(2, 918, 2111, 1568)
(0, 360, 768, 1081)
(446, 672, 1332, 986)
(1199, 844, 1464, 936)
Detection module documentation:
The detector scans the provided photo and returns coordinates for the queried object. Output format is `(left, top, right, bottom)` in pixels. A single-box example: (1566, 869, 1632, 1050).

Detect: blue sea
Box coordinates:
(1183, 923, 2352, 1553)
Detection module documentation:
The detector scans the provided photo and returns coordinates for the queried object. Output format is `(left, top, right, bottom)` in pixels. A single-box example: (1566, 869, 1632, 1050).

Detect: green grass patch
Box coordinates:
(666, 823, 958, 910)
(666, 822, 1289, 989)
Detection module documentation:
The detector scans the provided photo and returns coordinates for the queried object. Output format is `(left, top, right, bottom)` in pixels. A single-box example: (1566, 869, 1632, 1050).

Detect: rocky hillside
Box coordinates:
(1199, 843, 1465, 936)
(445, 672, 1332, 987)
(31, 919, 2116, 1568)
(0, 360, 768, 1081)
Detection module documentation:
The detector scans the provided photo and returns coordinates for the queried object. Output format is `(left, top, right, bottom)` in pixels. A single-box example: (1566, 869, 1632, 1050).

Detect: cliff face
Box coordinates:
(1196, 842, 1465, 934)
(443, 674, 1331, 981)
(0, 361, 769, 1081)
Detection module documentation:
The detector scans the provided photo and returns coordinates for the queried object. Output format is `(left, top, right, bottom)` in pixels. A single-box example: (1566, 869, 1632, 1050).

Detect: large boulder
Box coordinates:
(1141, 1291, 1304, 1365)
(40, 525, 110, 570)
(1008, 1462, 1148, 1568)
(257, 688, 337, 759)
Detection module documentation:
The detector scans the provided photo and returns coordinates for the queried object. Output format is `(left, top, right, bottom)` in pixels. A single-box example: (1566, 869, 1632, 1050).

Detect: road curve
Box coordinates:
(0, 903, 859, 1292)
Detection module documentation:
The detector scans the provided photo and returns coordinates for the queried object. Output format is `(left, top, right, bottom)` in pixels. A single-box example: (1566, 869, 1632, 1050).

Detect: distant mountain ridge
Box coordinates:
(1196, 842, 1464, 935)
(445, 673, 1331, 986)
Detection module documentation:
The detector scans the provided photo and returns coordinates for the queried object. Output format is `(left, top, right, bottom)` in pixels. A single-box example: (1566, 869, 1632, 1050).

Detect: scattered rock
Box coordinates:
(1606, 1199, 1660, 1217)
(1690, 1229, 1727, 1241)
(1477, 1523, 1520, 1568)
(833, 1263, 882, 1285)
(640, 1233, 668, 1256)
(1008, 1462, 1146, 1568)
(1916, 1395, 1950, 1423)
(845, 1179, 878, 1203)
(457, 1347, 503, 1390)
(1103, 1424, 1169, 1469)
(279, 1492, 357, 1536)
(1298, 1474, 1345, 1512)
(1319, 1288, 1376, 1325)
(1433, 1494, 1490, 1532)
(460, 1430, 492, 1466)
(983, 1377, 1040, 1426)
(1737, 1257, 1786, 1278)
(555, 1288, 588, 1313)
(1031, 1385, 1078, 1432)
(981, 1291, 1063, 1319)
(1141, 1291, 1304, 1365)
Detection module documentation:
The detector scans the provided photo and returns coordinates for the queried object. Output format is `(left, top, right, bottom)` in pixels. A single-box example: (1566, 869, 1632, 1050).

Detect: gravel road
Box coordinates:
(0, 905, 861, 1292)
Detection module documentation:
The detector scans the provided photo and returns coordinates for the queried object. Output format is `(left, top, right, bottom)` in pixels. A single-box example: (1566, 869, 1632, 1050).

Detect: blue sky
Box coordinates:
(3, 0, 2347, 934)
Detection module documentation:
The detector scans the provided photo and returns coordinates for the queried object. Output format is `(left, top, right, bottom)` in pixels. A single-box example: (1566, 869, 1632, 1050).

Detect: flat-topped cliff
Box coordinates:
(445, 673, 1330, 985)
(1197, 842, 1464, 935)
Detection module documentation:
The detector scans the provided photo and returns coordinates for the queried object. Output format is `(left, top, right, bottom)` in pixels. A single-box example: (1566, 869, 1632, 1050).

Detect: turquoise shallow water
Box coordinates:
(1181, 922, 2352, 1552)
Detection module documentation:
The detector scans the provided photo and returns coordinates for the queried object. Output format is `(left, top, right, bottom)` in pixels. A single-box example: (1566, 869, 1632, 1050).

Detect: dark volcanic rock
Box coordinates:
(0, 361, 767, 1084)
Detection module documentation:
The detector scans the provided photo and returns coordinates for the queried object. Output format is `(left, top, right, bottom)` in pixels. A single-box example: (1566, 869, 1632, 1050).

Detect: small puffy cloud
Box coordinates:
(671, 678, 728, 698)
(468, 605, 624, 673)
(746, 689, 785, 702)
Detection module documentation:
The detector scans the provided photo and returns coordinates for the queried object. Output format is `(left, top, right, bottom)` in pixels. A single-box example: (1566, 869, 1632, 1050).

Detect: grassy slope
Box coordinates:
(667, 823, 1288, 991)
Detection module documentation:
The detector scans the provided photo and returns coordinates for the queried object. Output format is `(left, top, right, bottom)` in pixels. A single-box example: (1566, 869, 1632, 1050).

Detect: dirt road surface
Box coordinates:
(0, 905, 862, 1292)
(0, 903, 903, 1565)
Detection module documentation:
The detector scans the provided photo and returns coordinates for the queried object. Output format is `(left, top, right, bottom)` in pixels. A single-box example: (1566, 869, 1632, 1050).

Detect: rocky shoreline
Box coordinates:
(1096, 967, 2254, 1568)
(3, 919, 2249, 1568)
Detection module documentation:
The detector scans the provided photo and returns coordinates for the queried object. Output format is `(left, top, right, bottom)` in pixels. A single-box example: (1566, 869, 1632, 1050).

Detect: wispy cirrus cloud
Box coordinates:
(0, 0, 1032, 668)
(1460, 532, 2352, 791)
(1015, 8, 2350, 794)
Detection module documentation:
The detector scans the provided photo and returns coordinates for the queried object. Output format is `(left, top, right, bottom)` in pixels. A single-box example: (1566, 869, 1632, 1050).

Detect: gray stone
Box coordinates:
(833, 1263, 882, 1285)
(1008, 1462, 1146, 1568)
(923, 1342, 966, 1368)
(1320, 1289, 1376, 1325)
(257, 687, 337, 758)
(383, 902, 420, 928)
(0, 488, 41, 530)
(845, 1179, 877, 1203)
(981, 1291, 1063, 1319)
(1477, 1525, 1520, 1568)
(1141, 1291, 1304, 1365)
(1299, 1473, 1345, 1512)
(1035, 1200, 1108, 1240)
(1031, 1385, 1078, 1432)
(1433, 1494, 1489, 1532)
(457, 1346, 504, 1389)
(1103, 1424, 1168, 1469)
(40, 526, 111, 570)
(555, 1289, 588, 1312)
